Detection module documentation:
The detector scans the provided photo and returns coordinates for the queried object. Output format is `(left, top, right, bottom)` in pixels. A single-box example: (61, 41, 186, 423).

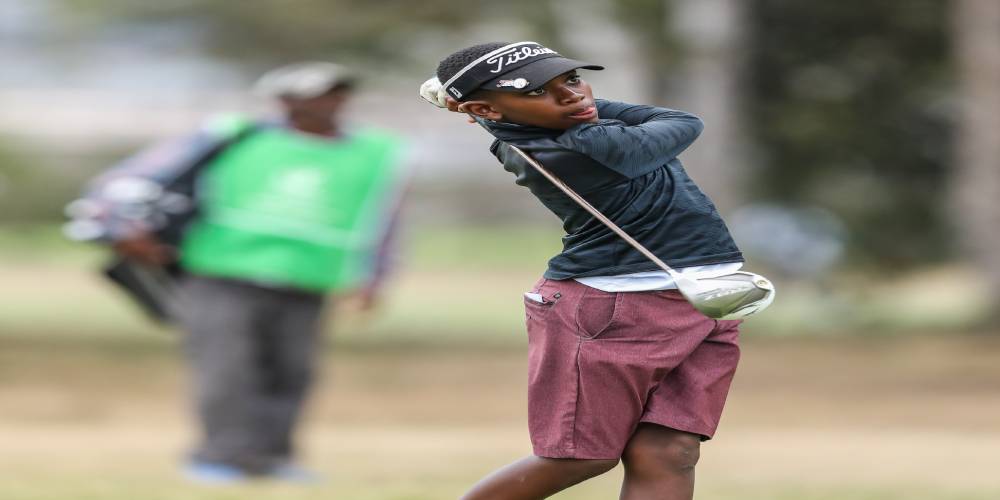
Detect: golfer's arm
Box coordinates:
(556, 103, 703, 179)
(596, 100, 702, 127)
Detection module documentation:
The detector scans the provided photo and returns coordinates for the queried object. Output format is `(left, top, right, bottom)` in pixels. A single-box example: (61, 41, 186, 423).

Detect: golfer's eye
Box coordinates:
(525, 88, 546, 96)
(566, 75, 581, 85)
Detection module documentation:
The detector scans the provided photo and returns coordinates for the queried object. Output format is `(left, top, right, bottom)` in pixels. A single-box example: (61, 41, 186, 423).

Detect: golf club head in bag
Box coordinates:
(672, 271, 775, 320)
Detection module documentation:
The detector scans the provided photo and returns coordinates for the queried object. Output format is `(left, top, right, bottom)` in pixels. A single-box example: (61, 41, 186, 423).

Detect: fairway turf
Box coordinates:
(1, 336, 999, 499)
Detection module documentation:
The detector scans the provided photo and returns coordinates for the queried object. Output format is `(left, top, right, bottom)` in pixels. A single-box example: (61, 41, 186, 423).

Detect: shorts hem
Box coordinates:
(638, 416, 716, 441)
(532, 446, 621, 460)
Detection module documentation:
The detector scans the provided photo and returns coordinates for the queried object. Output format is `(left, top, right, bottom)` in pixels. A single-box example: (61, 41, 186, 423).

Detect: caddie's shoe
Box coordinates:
(183, 460, 250, 484)
(266, 462, 322, 484)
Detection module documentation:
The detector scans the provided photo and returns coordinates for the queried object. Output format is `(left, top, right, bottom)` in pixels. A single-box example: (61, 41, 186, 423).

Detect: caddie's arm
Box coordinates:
(355, 191, 407, 311)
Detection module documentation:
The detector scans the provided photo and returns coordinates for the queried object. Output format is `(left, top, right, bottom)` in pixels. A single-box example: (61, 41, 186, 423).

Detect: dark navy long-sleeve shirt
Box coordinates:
(481, 99, 743, 279)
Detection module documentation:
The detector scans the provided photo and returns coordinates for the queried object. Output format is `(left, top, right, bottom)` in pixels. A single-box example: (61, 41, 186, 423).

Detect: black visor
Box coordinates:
(443, 42, 603, 101)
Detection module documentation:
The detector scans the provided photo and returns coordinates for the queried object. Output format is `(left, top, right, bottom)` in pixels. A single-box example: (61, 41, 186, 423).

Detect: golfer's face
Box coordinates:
(489, 71, 599, 130)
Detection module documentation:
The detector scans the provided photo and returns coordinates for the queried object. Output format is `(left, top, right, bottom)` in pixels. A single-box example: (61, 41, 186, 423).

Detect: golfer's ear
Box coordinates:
(443, 97, 463, 113)
(460, 100, 501, 121)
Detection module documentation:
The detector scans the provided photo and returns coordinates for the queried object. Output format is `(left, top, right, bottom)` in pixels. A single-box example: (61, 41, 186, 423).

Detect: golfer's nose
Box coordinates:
(556, 85, 584, 104)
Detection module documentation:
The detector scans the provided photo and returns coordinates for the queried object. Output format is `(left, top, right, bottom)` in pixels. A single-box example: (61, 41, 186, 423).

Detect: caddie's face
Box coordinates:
(282, 86, 352, 121)
(466, 71, 598, 130)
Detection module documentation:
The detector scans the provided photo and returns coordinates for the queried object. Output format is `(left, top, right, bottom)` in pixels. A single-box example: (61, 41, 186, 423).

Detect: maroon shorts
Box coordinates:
(524, 277, 741, 460)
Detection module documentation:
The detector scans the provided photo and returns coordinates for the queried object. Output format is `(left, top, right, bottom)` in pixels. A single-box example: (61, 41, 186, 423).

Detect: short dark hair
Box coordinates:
(436, 42, 509, 83)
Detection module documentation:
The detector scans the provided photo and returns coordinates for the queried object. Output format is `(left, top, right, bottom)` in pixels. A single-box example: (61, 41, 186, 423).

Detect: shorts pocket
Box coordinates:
(524, 296, 555, 321)
(524, 280, 562, 321)
(574, 288, 622, 339)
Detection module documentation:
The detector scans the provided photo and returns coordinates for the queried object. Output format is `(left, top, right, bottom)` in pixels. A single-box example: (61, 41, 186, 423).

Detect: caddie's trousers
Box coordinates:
(177, 274, 324, 473)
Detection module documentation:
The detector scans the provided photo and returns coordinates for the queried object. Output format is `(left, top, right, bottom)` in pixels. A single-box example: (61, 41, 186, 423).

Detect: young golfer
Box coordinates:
(421, 42, 747, 499)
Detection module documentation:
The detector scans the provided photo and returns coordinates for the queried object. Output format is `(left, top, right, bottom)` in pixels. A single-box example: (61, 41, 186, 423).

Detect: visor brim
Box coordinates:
(481, 56, 603, 93)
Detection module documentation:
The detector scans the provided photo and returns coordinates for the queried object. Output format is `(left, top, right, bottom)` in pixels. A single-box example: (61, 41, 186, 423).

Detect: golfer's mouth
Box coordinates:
(567, 105, 597, 121)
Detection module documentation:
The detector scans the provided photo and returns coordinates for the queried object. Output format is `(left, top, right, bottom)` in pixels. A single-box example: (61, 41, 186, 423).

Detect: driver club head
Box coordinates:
(674, 271, 775, 320)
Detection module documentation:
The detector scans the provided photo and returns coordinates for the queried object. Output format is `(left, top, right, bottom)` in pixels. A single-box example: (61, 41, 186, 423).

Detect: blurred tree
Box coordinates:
(743, 0, 952, 270)
(665, 0, 749, 213)
(611, 0, 682, 96)
(951, 0, 1000, 324)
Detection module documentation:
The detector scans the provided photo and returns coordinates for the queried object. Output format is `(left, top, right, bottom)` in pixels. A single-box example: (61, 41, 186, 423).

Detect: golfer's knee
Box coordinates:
(622, 430, 700, 475)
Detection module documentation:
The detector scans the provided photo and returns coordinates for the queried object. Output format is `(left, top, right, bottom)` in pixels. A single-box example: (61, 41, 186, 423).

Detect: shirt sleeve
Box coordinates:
(553, 100, 704, 179)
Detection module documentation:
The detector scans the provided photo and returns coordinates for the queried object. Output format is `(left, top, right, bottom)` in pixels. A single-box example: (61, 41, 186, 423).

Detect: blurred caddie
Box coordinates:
(65, 62, 407, 482)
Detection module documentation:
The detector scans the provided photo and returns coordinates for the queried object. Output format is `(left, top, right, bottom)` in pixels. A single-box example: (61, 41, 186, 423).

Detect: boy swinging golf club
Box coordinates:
(422, 41, 773, 499)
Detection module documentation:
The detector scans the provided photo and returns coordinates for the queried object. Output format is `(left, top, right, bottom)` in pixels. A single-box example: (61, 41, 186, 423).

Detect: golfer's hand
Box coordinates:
(113, 234, 175, 266)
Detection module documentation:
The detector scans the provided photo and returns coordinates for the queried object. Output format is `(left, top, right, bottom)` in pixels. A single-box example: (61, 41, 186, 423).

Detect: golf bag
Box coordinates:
(67, 122, 259, 324)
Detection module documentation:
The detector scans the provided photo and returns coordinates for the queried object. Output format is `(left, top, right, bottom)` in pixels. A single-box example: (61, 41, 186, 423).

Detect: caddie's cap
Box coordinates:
(253, 62, 357, 99)
(443, 41, 603, 101)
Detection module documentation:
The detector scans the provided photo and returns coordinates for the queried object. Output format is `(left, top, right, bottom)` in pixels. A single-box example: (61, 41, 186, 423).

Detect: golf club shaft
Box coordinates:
(507, 144, 683, 279)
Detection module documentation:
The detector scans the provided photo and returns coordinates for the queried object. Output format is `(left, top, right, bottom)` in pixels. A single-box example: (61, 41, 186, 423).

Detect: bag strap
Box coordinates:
(161, 120, 260, 193)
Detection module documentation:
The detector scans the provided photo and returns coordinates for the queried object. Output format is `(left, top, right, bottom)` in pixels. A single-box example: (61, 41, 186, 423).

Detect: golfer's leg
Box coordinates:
(461, 456, 619, 500)
(619, 424, 701, 500)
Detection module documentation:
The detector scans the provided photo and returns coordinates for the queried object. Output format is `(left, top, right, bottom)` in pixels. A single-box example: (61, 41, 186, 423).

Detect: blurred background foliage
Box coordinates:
(24, 0, 953, 267)
(746, 0, 953, 269)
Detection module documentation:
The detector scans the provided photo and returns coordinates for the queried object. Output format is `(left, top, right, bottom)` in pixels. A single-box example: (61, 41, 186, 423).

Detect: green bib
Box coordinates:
(180, 125, 403, 291)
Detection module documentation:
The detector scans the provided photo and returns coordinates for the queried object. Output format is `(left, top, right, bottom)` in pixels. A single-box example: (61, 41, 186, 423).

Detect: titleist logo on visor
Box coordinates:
(443, 41, 561, 101)
(485, 45, 557, 73)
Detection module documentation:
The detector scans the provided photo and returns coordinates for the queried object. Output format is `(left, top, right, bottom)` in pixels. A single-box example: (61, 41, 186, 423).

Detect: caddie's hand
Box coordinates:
(113, 234, 176, 266)
(356, 283, 380, 312)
